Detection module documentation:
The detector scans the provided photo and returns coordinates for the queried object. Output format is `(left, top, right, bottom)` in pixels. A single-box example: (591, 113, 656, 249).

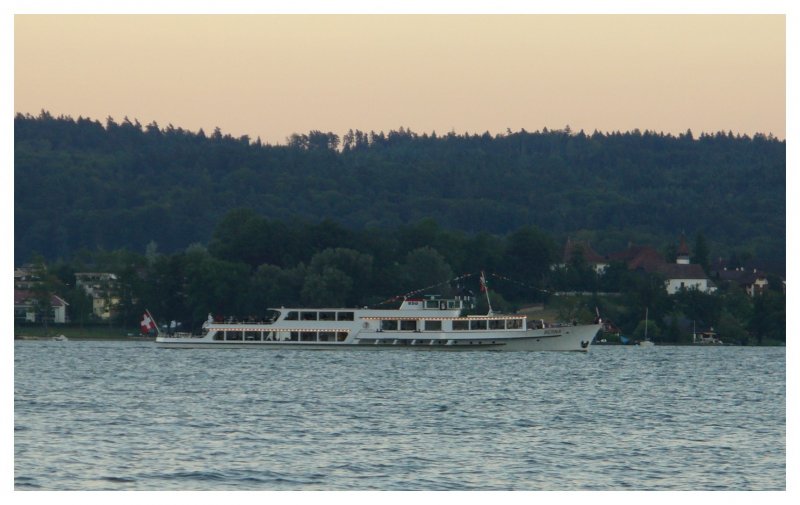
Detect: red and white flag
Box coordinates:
(140, 312, 157, 335)
(480, 271, 488, 293)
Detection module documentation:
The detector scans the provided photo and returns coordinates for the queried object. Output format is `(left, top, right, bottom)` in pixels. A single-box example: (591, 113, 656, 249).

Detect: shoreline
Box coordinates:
(15, 335, 155, 342)
(13, 335, 784, 347)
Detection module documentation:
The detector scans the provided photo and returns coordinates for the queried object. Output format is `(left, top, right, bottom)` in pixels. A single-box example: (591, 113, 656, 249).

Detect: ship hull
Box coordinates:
(155, 324, 600, 352)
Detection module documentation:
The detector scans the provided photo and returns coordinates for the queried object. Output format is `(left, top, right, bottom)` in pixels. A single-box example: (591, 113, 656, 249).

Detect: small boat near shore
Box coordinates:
(154, 294, 601, 352)
(637, 308, 655, 347)
(693, 325, 723, 345)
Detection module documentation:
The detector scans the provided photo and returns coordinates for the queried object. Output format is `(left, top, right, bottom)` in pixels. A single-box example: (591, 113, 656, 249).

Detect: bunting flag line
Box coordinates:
(371, 272, 478, 308)
(487, 272, 552, 295)
(370, 270, 555, 309)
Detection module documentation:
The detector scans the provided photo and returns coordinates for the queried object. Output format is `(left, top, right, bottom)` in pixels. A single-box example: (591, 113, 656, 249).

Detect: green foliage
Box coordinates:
(182, 246, 252, 322)
(63, 285, 94, 326)
(400, 247, 454, 294)
(14, 113, 785, 341)
(551, 295, 595, 324)
(304, 248, 373, 307)
(18, 212, 785, 343)
(672, 289, 722, 329)
(504, 226, 557, 283)
(248, 263, 305, 310)
(663, 315, 683, 344)
(15, 113, 785, 276)
(632, 318, 661, 342)
(716, 309, 750, 345)
(750, 290, 785, 344)
(28, 254, 62, 329)
(693, 233, 710, 274)
(301, 267, 353, 307)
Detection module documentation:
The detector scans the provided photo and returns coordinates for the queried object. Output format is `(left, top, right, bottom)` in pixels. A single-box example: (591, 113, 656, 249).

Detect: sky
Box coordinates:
(12, 10, 787, 144)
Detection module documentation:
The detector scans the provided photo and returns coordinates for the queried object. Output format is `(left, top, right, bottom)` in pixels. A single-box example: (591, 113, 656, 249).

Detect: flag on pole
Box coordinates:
(140, 311, 157, 335)
(480, 271, 488, 293)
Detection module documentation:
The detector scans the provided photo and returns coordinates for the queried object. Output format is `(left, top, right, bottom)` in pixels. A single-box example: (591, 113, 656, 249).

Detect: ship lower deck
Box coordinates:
(155, 333, 591, 351)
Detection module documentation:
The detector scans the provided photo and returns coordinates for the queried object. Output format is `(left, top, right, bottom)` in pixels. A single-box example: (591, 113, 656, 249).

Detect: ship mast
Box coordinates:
(480, 270, 493, 315)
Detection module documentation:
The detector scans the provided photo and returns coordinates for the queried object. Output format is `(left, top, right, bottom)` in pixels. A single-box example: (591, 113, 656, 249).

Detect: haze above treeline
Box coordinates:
(14, 112, 785, 273)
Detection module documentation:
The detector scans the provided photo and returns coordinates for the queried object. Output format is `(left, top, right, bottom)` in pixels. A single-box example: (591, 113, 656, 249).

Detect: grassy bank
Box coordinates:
(14, 324, 144, 340)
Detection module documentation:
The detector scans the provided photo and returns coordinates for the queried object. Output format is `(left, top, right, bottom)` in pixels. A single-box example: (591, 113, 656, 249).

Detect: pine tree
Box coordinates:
(693, 232, 710, 273)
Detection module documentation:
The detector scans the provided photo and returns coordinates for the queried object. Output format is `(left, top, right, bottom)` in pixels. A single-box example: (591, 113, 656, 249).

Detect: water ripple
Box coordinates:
(14, 342, 785, 490)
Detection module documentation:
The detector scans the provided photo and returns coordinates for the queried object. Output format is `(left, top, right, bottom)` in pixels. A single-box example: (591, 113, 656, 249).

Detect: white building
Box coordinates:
(657, 236, 715, 294)
(75, 272, 120, 320)
(14, 290, 69, 324)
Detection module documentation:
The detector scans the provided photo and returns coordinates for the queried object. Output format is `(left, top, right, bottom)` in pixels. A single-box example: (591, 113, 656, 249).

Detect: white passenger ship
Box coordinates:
(154, 295, 601, 352)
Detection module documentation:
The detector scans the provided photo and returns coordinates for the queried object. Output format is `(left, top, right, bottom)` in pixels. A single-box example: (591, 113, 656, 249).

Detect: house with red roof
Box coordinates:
(711, 258, 770, 297)
(607, 243, 666, 272)
(559, 235, 716, 294)
(656, 235, 715, 294)
(559, 238, 610, 273)
(14, 289, 69, 324)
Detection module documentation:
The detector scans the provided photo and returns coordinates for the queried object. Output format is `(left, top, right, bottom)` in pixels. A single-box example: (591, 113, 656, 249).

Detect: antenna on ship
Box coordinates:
(480, 270, 493, 315)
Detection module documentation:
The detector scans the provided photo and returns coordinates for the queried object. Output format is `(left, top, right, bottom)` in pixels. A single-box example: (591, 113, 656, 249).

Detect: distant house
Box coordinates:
(711, 259, 770, 297)
(14, 289, 69, 324)
(607, 243, 666, 272)
(560, 235, 716, 294)
(656, 262, 716, 294)
(14, 264, 38, 290)
(559, 238, 609, 273)
(653, 235, 715, 294)
(75, 272, 120, 320)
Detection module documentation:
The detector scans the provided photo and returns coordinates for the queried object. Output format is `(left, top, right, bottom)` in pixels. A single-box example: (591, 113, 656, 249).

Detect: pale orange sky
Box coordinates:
(14, 14, 786, 143)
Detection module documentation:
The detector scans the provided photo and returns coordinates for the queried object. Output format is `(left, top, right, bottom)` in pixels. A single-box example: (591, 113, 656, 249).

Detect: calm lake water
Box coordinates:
(14, 341, 785, 490)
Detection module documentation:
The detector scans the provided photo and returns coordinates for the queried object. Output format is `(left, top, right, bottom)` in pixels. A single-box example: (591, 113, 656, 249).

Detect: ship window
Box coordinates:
(337, 312, 354, 321)
(337, 332, 348, 342)
(424, 320, 442, 331)
(226, 331, 243, 341)
(301, 311, 318, 321)
(507, 319, 522, 329)
(319, 331, 334, 342)
(300, 331, 317, 341)
(425, 300, 439, 309)
(453, 320, 469, 331)
(265, 310, 281, 323)
(489, 319, 505, 330)
(470, 320, 487, 330)
(213, 332, 224, 341)
(447, 301, 457, 309)
(400, 320, 418, 331)
(381, 320, 399, 331)
(285, 311, 299, 320)
(319, 311, 336, 321)
(289, 331, 299, 341)
(245, 330, 260, 341)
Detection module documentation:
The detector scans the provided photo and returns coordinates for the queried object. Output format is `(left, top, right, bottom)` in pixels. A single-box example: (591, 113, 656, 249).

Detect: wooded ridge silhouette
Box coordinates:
(14, 112, 785, 273)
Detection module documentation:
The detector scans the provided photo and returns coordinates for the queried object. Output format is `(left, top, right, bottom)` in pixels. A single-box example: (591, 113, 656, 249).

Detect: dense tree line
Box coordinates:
(15, 112, 785, 273)
(30, 213, 785, 345)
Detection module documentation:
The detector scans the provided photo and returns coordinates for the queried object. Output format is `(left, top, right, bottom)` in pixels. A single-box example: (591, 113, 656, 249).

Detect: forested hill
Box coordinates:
(14, 113, 785, 270)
